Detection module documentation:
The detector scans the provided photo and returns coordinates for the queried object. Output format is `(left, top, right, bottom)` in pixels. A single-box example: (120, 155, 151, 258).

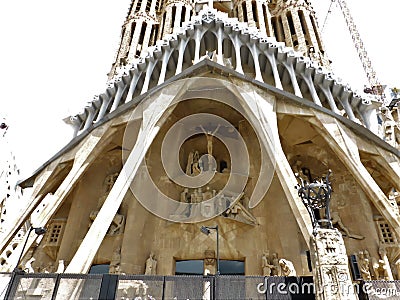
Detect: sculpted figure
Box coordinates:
(145, 252, 157, 275)
(331, 211, 364, 240)
(261, 251, 274, 276)
(186, 151, 194, 175)
(200, 124, 221, 156)
(24, 257, 35, 273)
(56, 259, 65, 273)
(271, 253, 281, 276)
(279, 259, 296, 276)
(109, 246, 122, 274)
(369, 253, 380, 279)
(89, 172, 125, 235)
(395, 259, 400, 280)
(357, 251, 371, 280)
(42, 262, 54, 273)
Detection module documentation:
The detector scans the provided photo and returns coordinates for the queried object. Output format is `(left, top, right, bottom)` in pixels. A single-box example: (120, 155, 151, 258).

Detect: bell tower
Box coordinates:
(108, 0, 163, 78)
(270, 0, 330, 68)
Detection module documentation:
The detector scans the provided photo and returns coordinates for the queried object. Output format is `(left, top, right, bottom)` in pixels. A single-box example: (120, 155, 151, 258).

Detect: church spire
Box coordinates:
(109, 0, 330, 79)
(108, 0, 163, 79)
(269, 0, 330, 68)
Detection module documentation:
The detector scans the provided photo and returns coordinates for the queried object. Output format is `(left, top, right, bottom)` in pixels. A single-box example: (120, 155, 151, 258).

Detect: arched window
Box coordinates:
(311, 16, 324, 54)
(286, 11, 296, 36)
(181, 6, 186, 27)
(171, 6, 177, 30)
(251, 1, 258, 26)
(242, 2, 248, 23)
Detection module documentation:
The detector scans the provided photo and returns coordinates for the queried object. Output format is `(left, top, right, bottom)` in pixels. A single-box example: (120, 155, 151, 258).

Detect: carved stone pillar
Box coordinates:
(311, 228, 357, 300)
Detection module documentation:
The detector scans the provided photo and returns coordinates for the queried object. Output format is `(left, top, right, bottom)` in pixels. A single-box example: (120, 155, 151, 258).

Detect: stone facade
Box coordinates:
(0, 1, 399, 300)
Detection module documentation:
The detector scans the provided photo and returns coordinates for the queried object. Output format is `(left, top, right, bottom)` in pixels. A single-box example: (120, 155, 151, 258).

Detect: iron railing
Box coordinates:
(0, 272, 350, 300)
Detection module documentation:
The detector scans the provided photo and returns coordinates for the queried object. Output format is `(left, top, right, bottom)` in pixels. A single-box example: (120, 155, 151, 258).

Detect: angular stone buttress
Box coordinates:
(1, 0, 400, 299)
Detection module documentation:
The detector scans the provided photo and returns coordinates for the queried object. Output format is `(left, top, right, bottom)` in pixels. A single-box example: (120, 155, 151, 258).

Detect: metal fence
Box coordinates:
(359, 280, 400, 300)
(1, 273, 317, 300)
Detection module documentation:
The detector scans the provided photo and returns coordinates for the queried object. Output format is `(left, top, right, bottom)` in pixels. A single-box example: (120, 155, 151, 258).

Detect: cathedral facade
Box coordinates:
(1, 0, 400, 298)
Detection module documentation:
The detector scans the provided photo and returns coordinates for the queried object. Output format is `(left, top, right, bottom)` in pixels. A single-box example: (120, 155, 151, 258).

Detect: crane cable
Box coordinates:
(321, 0, 335, 33)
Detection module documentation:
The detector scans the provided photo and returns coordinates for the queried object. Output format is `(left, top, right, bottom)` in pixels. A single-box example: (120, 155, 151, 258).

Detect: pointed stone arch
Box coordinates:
(259, 53, 274, 86)
(182, 39, 195, 71)
(240, 45, 255, 79)
(199, 31, 218, 58)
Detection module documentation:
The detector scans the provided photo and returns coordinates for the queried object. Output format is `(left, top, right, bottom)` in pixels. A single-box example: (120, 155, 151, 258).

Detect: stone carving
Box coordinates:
(279, 259, 297, 276)
(24, 257, 35, 273)
(377, 245, 394, 280)
(372, 258, 391, 280)
(395, 259, 400, 280)
(313, 229, 347, 265)
(41, 262, 54, 273)
(109, 246, 122, 274)
(56, 259, 65, 273)
(357, 251, 371, 280)
(223, 194, 257, 225)
(89, 173, 125, 235)
(204, 250, 216, 275)
(311, 228, 357, 300)
(261, 251, 274, 276)
(331, 211, 364, 240)
(119, 280, 149, 299)
(144, 252, 157, 275)
(271, 253, 281, 276)
(186, 150, 203, 175)
(200, 124, 220, 170)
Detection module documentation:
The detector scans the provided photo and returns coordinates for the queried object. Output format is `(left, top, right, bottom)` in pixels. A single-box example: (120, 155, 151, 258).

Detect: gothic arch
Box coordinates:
(182, 39, 195, 71)
(258, 53, 274, 86)
(199, 31, 218, 58)
(165, 49, 179, 81)
(240, 45, 255, 79)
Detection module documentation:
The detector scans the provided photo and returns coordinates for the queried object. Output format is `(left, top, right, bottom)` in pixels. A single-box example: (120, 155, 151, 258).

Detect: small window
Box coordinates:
(220, 260, 245, 275)
(89, 264, 110, 274)
(175, 260, 204, 275)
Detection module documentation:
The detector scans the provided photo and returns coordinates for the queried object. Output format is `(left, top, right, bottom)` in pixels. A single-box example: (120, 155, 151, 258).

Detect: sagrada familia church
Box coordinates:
(1, 0, 400, 299)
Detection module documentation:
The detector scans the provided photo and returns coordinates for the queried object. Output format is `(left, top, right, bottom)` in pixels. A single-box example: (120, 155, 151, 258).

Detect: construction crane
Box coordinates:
(322, 0, 385, 102)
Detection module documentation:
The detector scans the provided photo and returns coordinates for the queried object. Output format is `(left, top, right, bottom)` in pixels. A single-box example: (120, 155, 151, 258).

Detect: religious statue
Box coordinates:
(41, 262, 54, 273)
(357, 251, 371, 280)
(200, 124, 220, 156)
(202, 187, 213, 201)
(56, 259, 65, 273)
(186, 151, 194, 175)
(180, 188, 190, 202)
(331, 211, 364, 240)
(271, 253, 281, 276)
(109, 246, 122, 274)
(261, 251, 274, 276)
(145, 252, 157, 275)
(24, 257, 35, 273)
(378, 245, 394, 280)
(279, 259, 296, 276)
(395, 259, 400, 280)
(89, 172, 125, 235)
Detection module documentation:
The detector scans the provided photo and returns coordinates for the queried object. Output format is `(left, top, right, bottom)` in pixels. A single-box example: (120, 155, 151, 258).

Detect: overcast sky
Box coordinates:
(1, 0, 399, 178)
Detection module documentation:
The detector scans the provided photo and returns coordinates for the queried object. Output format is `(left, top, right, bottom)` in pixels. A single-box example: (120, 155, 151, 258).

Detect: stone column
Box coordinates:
(311, 228, 357, 300)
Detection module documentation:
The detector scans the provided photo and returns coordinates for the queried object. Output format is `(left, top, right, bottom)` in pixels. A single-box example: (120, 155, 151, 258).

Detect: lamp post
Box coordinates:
(14, 226, 47, 273)
(295, 169, 333, 232)
(200, 225, 220, 275)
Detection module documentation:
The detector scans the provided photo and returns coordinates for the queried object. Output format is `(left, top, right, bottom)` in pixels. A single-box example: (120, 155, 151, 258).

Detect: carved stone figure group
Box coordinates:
(261, 251, 296, 276)
(357, 247, 395, 280)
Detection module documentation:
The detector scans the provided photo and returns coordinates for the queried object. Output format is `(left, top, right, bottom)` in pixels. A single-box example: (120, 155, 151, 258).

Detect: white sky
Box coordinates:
(1, 0, 399, 178)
